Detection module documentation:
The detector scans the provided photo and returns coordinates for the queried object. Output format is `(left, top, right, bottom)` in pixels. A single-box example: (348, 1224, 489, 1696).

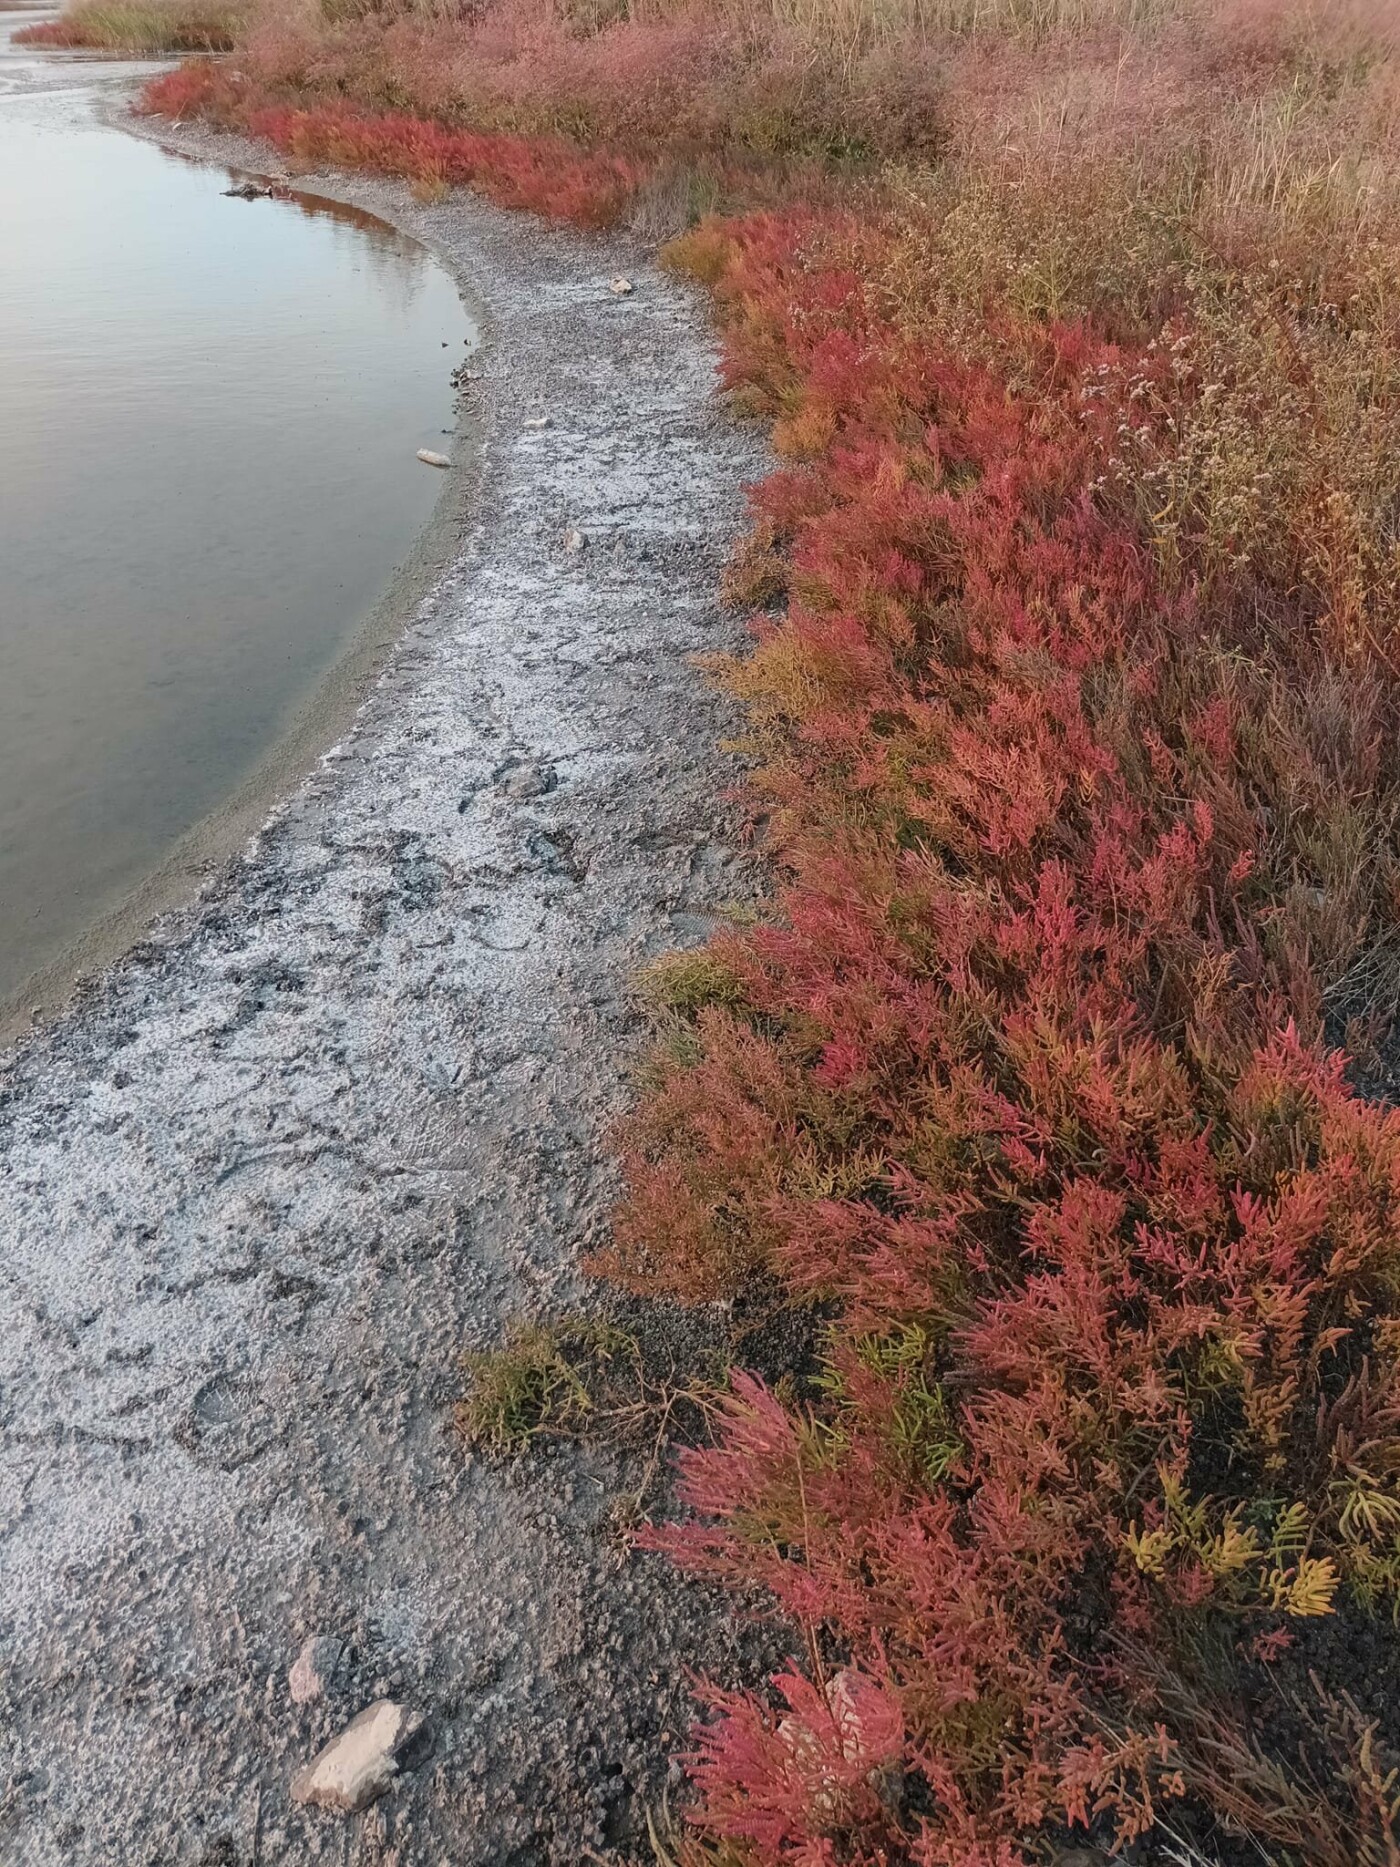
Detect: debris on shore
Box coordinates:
(291, 1701, 429, 1813)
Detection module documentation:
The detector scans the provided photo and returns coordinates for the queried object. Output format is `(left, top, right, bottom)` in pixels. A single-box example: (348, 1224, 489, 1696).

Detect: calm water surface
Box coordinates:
(0, 14, 473, 1006)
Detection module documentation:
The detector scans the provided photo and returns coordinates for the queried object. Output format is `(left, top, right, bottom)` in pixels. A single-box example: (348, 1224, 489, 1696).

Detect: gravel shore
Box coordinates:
(0, 110, 775, 1866)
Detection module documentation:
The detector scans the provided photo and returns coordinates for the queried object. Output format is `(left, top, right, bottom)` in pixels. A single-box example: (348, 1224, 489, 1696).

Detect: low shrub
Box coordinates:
(138, 67, 642, 222)
(16, 0, 243, 51)
(129, 0, 1400, 1857)
(608, 185, 1400, 1863)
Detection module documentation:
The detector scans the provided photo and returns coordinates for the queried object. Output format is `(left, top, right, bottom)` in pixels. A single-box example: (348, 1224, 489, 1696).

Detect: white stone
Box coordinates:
(416, 449, 452, 468)
(290, 1700, 425, 1813)
(500, 762, 555, 800)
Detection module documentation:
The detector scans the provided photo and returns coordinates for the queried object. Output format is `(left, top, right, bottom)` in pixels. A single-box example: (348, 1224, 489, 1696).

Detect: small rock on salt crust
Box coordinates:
(290, 1699, 427, 1813)
(288, 1633, 343, 1706)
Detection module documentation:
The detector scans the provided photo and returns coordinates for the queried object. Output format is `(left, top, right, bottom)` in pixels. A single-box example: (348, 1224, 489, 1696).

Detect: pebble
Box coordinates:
(563, 526, 587, 552)
(289, 1633, 343, 1705)
(416, 449, 452, 469)
(290, 1700, 427, 1813)
(609, 277, 633, 295)
(500, 762, 557, 801)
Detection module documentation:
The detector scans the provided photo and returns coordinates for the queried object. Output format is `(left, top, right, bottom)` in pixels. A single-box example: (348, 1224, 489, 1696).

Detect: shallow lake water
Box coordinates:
(0, 13, 473, 1010)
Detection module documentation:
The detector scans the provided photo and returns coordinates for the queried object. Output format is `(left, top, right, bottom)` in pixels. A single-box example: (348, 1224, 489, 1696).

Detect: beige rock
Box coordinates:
(563, 526, 587, 552)
(775, 1670, 901, 1821)
(609, 276, 633, 295)
(290, 1700, 426, 1813)
(416, 449, 452, 469)
(288, 1634, 342, 1706)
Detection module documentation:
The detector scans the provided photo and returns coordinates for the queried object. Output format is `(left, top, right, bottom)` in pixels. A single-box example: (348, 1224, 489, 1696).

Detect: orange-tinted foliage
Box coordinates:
(139, 65, 640, 224)
(136, 10, 1400, 1858)
(15, 18, 92, 43)
(611, 206, 1400, 1860)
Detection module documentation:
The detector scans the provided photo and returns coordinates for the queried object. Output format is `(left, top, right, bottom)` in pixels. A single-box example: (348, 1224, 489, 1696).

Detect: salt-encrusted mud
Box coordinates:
(0, 113, 777, 1865)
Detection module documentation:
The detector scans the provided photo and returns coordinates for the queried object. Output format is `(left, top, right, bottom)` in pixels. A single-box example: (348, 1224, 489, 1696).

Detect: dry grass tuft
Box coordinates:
(16, 0, 243, 49)
(458, 1318, 640, 1452)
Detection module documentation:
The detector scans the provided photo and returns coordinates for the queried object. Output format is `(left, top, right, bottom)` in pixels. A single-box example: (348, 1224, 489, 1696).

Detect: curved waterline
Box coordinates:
(0, 22, 479, 1035)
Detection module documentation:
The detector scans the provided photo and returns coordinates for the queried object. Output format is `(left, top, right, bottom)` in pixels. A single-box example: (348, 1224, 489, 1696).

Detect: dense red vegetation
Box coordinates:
(609, 206, 1400, 1862)
(16, 18, 95, 43)
(135, 8, 1400, 1857)
(140, 64, 639, 223)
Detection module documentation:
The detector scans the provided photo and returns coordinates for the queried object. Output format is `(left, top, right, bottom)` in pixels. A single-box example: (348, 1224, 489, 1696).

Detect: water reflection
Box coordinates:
(0, 18, 474, 1007)
(215, 167, 434, 314)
